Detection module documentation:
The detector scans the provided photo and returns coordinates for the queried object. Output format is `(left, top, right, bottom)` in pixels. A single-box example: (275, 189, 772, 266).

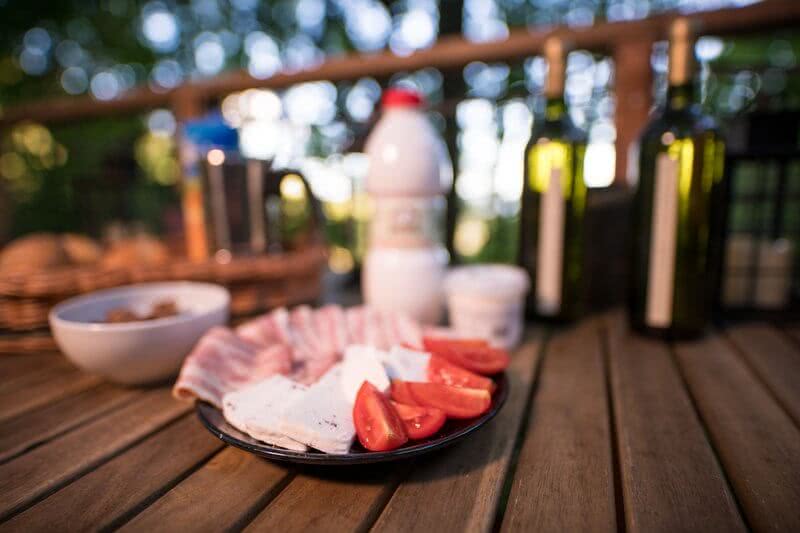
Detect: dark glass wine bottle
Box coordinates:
(518, 37, 588, 320)
(628, 18, 726, 338)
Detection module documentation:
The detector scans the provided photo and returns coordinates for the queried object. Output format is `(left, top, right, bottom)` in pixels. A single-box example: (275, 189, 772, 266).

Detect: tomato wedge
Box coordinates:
(353, 382, 408, 452)
(401, 381, 492, 419)
(422, 337, 510, 375)
(423, 337, 488, 352)
(391, 402, 447, 440)
(390, 380, 419, 405)
(428, 355, 495, 393)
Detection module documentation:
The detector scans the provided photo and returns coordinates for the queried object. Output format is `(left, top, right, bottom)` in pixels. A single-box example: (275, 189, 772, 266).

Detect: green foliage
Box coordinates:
(4, 115, 177, 238)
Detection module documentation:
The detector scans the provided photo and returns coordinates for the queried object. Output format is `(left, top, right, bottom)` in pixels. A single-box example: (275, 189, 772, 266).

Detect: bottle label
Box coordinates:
(536, 167, 564, 315)
(626, 140, 640, 187)
(646, 153, 679, 327)
(369, 196, 443, 249)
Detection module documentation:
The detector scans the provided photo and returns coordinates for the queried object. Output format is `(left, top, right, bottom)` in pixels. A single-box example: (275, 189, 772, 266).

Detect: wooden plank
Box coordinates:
(0, 382, 140, 463)
(120, 447, 292, 532)
(372, 331, 542, 533)
(785, 324, 800, 345)
(0, 354, 74, 392)
(604, 313, 745, 532)
(674, 334, 800, 532)
(0, 387, 190, 520)
(500, 320, 616, 533)
(726, 323, 800, 426)
(0, 353, 64, 384)
(3, 1, 800, 127)
(0, 364, 102, 422)
(3, 416, 223, 532)
(245, 464, 402, 533)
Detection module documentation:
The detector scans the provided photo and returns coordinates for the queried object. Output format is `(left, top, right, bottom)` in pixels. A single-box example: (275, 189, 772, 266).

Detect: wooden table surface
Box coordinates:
(1, 311, 799, 532)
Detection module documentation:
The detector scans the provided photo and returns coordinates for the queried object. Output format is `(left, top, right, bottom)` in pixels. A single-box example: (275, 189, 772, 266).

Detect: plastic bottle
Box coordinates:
(362, 88, 449, 324)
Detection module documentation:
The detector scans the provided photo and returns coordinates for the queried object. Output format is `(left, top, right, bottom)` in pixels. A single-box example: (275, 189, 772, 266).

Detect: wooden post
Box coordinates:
(439, 0, 464, 261)
(171, 86, 210, 261)
(613, 39, 654, 184)
(0, 180, 10, 245)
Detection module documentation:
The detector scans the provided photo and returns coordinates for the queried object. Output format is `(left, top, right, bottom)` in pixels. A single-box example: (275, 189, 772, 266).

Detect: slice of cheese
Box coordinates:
(222, 375, 309, 452)
(277, 351, 394, 455)
(383, 346, 431, 382)
(340, 345, 391, 404)
(276, 365, 357, 454)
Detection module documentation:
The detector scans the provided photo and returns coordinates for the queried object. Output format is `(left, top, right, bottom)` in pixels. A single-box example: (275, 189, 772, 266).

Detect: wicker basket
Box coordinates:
(0, 243, 328, 332)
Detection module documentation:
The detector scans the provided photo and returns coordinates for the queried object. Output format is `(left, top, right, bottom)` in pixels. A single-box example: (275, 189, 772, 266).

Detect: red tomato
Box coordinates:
(422, 337, 510, 375)
(353, 382, 408, 452)
(428, 355, 495, 393)
(423, 337, 488, 352)
(391, 401, 447, 440)
(390, 380, 419, 405)
(402, 381, 492, 419)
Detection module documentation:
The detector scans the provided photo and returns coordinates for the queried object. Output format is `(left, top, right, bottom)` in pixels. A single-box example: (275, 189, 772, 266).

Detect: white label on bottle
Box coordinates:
(627, 140, 640, 187)
(645, 153, 679, 327)
(536, 167, 564, 315)
(369, 196, 443, 249)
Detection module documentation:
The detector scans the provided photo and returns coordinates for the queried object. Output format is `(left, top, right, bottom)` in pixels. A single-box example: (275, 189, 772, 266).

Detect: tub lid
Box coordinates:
(444, 264, 530, 301)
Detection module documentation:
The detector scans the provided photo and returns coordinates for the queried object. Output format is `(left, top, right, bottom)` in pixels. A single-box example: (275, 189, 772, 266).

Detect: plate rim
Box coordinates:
(195, 373, 509, 465)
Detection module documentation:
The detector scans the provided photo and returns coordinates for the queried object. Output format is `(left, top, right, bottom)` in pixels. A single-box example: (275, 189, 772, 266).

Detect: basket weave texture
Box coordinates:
(0, 244, 327, 332)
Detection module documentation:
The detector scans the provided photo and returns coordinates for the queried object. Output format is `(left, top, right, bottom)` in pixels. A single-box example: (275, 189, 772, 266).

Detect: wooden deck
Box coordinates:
(1, 312, 799, 532)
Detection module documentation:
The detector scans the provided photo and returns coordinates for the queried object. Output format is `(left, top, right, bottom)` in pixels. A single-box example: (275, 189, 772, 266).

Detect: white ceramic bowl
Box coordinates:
(50, 282, 230, 385)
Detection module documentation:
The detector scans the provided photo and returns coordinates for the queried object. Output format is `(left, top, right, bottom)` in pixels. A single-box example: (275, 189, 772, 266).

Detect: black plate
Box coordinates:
(196, 374, 508, 465)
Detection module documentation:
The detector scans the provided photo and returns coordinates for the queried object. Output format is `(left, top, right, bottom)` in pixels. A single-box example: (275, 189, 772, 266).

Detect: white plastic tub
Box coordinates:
(444, 265, 530, 350)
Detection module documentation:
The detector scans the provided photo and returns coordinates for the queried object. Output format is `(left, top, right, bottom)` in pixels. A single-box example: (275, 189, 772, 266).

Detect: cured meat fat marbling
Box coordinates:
(173, 305, 423, 408)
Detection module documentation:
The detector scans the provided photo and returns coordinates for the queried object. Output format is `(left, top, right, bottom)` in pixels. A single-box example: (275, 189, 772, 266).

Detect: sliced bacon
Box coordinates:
(345, 306, 366, 345)
(395, 314, 424, 348)
(314, 305, 349, 355)
(250, 344, 294, 381)
(236, 307, 304, 366)
(377, 309, 404, 348)
(267, 307, 294, 346)
(288, 305, 323, 361)
(362, 306, 389, 349)
(291, 305, 343, 385)
(174, 305, 428, 408)
(236, 314, 279, 346)
(292, 350, 340, 385)
(330, 307, 351, 352)
(173, 327, 291, 408)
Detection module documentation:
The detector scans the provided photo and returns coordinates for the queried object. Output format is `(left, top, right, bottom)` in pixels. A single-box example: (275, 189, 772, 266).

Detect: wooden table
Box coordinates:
(1, 312, 799, 532)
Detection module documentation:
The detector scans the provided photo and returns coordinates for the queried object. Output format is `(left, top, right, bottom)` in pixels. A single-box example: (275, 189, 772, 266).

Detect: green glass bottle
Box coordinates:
(518, 37, 588, 320)
(629, 18, 726, 338)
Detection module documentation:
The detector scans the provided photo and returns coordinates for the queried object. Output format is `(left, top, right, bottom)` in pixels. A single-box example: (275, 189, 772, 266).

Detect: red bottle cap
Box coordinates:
(381, 88, 425, 109)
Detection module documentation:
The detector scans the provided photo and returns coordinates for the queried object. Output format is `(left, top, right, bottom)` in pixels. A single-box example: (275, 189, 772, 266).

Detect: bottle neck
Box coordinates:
(544, 96, 567, 121)
(667, 18, 694, 111)
(543, 37, 565, 119)
(666, 82, 694, 111)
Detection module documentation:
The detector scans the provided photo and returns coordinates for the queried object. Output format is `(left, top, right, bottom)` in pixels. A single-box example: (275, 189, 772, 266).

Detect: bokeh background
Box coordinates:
(1, 0, 798, 274)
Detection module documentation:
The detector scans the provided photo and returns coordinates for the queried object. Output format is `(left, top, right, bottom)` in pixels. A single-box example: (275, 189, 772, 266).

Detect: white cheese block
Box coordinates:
(276, 365, 357, 454)
(222, 376, 309, 452)
(383, 346, 431, 382)
(340, 345, 391, 404)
